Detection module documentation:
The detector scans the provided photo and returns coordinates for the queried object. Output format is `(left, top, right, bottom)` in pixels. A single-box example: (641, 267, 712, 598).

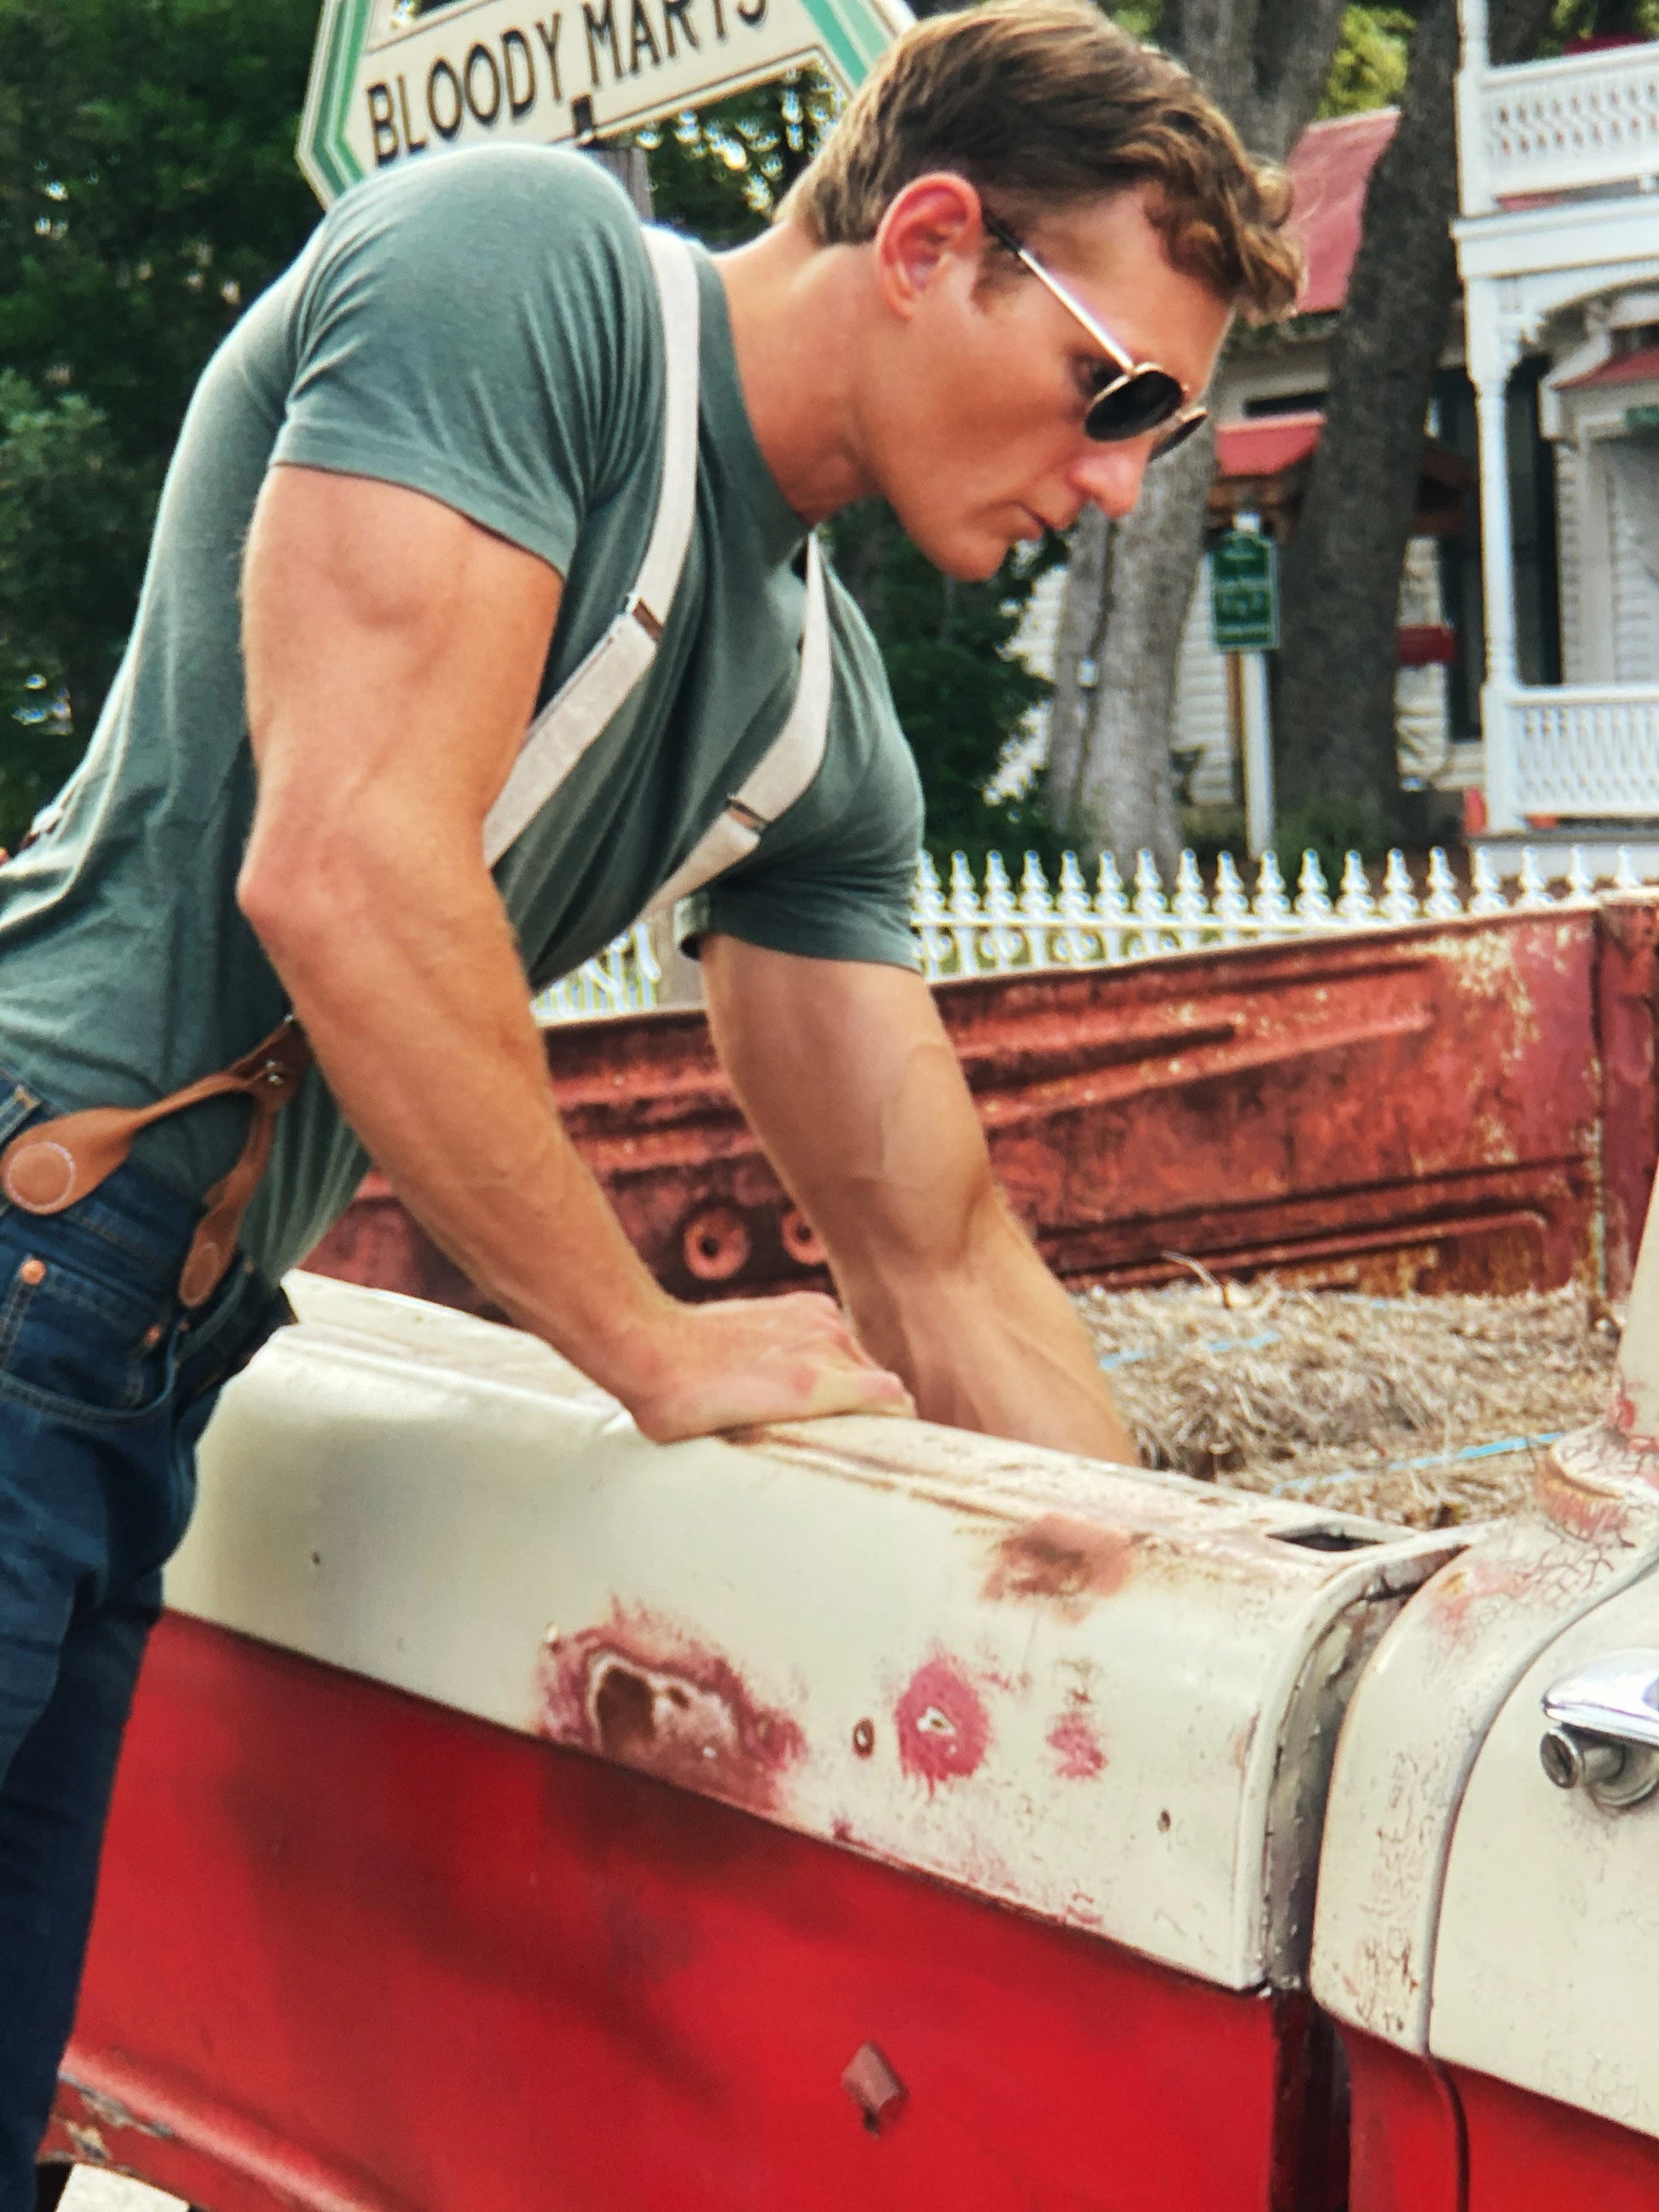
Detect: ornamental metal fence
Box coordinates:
(531, 842, 1650, 1024)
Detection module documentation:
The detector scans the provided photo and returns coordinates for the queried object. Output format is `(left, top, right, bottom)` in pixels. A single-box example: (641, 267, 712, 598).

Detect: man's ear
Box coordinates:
(871, 172, 986, 321)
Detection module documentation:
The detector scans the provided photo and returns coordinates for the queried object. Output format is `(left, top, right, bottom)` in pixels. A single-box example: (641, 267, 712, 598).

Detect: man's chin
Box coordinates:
(886, 504, 1011, 583)
(930, 534, 1009, 585)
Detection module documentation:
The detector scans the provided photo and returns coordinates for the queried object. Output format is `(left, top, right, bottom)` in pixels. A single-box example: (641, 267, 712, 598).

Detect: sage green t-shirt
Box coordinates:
(0, 147, 923, 1283)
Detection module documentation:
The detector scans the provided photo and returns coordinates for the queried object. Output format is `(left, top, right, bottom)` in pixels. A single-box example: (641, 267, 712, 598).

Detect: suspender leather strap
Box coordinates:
(0, 1018, 313, 1308)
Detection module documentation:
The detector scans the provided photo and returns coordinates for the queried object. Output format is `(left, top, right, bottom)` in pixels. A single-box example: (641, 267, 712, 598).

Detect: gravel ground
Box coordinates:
(1074, 1279, 1620, 1527)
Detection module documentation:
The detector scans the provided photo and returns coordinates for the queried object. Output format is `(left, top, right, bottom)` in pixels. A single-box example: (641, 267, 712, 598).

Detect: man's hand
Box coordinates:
(703, 936, 1137, 1464)
(239, 466, 908, 1441)
(625, 1292, 914, 1442)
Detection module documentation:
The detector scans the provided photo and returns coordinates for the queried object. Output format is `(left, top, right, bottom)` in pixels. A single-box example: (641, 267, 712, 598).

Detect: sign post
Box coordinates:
(300, 0, 913, 206)
(1210, 515, 1278, 860)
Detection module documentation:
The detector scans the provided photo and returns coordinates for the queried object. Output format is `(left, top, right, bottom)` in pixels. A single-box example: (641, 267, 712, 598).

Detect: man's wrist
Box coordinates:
(540, 1276, 683, 1410)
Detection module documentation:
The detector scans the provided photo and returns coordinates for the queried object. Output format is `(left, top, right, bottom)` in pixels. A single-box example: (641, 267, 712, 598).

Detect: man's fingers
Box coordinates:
(801, 1360, 916, 1422)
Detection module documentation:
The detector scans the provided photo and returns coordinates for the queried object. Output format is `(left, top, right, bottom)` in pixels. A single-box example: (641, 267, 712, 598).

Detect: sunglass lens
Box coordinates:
(1084, 367, 1185, 444)
(1148, 411, 1207, 462)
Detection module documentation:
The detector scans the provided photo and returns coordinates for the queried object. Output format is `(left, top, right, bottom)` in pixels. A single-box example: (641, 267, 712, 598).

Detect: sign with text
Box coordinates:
(1210, 529, 1279, 653)
(300, 0, 911, 205)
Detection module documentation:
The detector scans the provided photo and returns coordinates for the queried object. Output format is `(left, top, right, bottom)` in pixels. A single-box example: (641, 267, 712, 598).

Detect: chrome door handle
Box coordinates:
(1540, 1649, 1659, 1810)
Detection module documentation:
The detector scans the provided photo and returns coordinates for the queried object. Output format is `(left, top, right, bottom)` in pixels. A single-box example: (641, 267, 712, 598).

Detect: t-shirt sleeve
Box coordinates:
(270, 147, 655, 575)
(679, 576, 925, 972)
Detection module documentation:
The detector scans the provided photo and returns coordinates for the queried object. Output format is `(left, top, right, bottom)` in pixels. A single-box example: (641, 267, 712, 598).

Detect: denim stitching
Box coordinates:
(23, 1263, 160, 1335)
(66, 1203, 176, 1273)
(0, 1364, 179, 1430)
(0, 1082, 39, 1149)
(0, 1258, 39, 1366)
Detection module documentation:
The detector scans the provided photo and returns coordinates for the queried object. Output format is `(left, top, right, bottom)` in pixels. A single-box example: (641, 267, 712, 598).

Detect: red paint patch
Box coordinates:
(894, 1656, 990, 1788)
(536, 1606, 803, 1816)
(984, 1514, 1141, 1611)
(1046, 1710, 1106, 1781)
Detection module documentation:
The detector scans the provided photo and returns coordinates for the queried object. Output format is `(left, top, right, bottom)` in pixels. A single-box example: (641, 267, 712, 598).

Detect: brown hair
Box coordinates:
(783, 0, 1300, 321)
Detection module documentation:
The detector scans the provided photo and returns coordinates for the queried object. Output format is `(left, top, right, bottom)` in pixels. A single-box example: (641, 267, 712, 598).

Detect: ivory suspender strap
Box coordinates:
(482, 228, 702, 867)
(0, 226, 834, 1308)
(485, 227, 833, 898)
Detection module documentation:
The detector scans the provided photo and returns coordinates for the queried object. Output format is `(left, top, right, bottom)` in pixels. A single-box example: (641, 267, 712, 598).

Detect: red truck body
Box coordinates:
(39, 895, 1659, 2212)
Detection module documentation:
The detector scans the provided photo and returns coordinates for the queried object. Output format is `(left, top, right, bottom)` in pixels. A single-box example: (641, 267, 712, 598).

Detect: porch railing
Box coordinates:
(1460, 39, 1659, 213)
(532, 841, 1648, 1023)
(1499, 684, 1659, 818)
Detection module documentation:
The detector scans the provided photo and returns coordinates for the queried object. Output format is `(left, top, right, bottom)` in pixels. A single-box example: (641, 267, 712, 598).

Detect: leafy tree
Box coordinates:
(0, 0, 319, 843)
(1272, 0, 1564, 835)
(637, 74, 835, 244)
(1044, 0, 1350, 876)
(0, 372, 150, 829)
(831, 500, 1061, 864)
(1320, 7, 1414, 113)
(0, 9, 1051, 861)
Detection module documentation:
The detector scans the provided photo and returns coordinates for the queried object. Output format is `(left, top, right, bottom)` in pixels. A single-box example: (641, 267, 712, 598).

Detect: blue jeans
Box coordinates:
(0, 1070, 292, 2211)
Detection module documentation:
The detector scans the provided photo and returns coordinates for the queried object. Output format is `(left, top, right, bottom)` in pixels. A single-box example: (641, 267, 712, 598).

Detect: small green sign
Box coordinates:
(1626, 403, 1659, 437)
(1211, 530, 1279, 653)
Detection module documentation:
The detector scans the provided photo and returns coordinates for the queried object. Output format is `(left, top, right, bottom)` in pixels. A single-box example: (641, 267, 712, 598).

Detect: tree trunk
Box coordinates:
(1048, 0, 1349, 875)
(1273, 0, 1556, 829)
(1045, 504, 1109, 823)
(1049, 424, 1216, 870)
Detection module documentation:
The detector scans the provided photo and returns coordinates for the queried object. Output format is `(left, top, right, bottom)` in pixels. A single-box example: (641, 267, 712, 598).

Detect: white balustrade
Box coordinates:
(1504, 686, 1659, 819)
(1465, 43, 1659, 211)
(534, 845, 1653, 1020)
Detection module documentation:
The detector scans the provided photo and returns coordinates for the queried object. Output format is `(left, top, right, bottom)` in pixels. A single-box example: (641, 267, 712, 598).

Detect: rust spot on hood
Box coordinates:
(984, 1513, 1141, 1612)
(536, 1605, 803, 1816)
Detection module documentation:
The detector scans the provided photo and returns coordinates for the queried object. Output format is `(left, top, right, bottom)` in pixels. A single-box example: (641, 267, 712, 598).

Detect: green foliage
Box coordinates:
(826, 500, 1060, 867)
(0, 372, 152, 840)
(0, 0, 320, 459)
(0, 0, 320, 843)
(1541, 0, 1659, 48)
(1273, 790, 1391, 886)
(635, 73, 839, 243)
(1319, 7, 1416, 116)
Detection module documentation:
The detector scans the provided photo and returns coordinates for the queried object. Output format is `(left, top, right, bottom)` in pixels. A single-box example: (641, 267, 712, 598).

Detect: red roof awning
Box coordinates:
(1285, 110, 1398, 316)
(1214, 413, 1324, 481)
(1558, 345, 1659, 392)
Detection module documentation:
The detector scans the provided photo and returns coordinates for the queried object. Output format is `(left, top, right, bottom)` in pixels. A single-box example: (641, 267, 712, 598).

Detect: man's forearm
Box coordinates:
(240, 824, 679, 1400)
(839, 1195, 1136, 1464)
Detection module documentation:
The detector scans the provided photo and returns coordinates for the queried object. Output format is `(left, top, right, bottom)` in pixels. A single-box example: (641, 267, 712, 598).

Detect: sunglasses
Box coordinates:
(981, 211, 1208, 460)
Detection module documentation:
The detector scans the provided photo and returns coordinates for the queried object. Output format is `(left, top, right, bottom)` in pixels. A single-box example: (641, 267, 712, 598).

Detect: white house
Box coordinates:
(1455, 5, 1659, 870)
(1015, 107, 1483, 829)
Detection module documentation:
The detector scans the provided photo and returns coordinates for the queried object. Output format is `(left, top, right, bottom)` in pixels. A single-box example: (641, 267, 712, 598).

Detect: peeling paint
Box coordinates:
(894, 1655, 990, 1787)
(1047, 1708, 1107, 1780)
(311, 899, 1638, 1314)
(536, 1605, 803, 1814)
(59, 2079, 175, 2140)
(984, 1513, 1141, 1611)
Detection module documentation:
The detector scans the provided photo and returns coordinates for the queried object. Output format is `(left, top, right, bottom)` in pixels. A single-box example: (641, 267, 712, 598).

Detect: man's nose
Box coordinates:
(1071, 442, 1151, 521)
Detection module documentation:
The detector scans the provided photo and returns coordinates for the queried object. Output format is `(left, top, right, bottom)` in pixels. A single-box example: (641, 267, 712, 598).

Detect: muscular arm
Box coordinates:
(239, 466, 910, 1440)
(702, 936, 1136, 1463)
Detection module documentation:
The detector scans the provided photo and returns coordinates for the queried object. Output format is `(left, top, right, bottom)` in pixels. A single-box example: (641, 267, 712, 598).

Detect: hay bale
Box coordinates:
(1073, 1280, 1620, 1528)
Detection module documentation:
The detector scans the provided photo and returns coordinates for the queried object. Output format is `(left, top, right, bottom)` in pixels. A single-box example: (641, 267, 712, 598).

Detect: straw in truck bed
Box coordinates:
(1073, 1280, 1620, 1527)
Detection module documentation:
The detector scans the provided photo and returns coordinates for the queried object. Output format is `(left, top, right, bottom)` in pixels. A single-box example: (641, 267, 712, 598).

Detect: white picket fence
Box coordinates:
(532, 843, 1650, 1022)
